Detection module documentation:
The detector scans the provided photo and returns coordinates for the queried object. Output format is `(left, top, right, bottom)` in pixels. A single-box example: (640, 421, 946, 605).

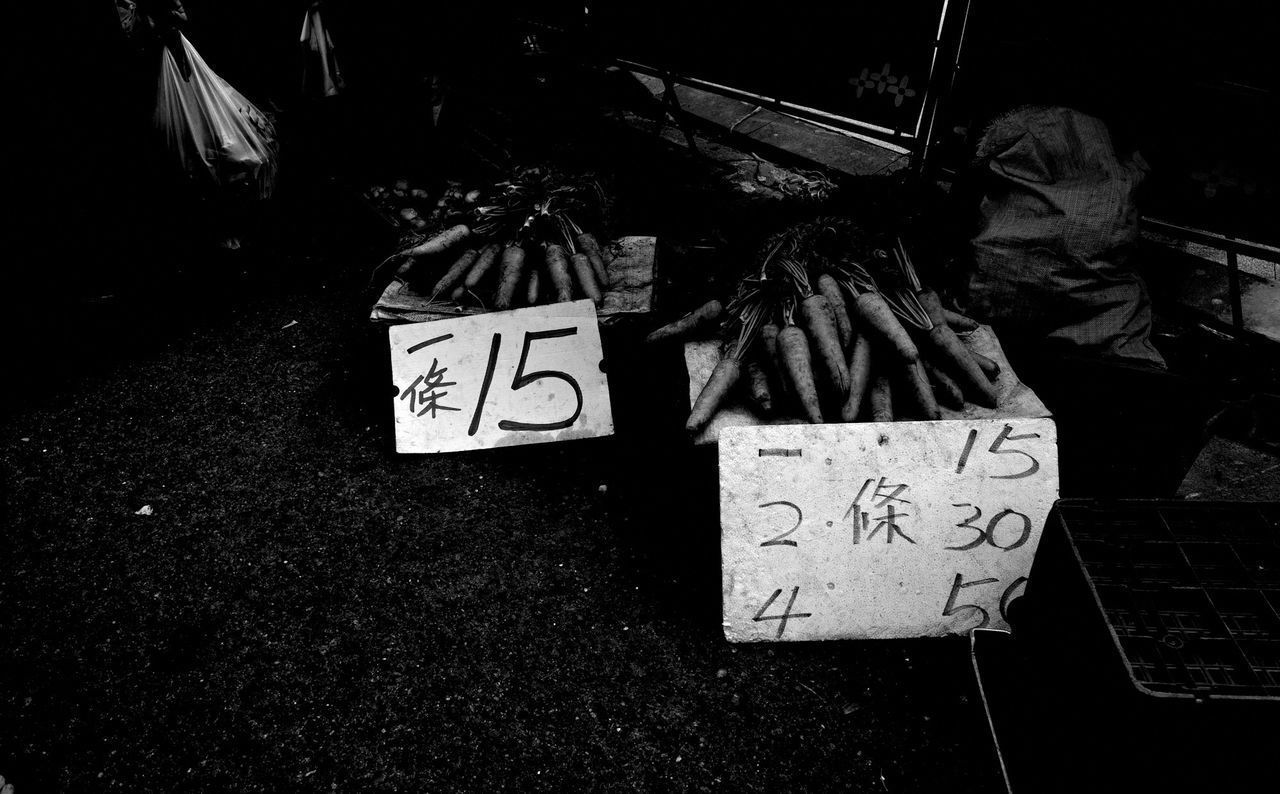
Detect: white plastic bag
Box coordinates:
(300, 3, 344, 99)
(154, 34, 278, 200)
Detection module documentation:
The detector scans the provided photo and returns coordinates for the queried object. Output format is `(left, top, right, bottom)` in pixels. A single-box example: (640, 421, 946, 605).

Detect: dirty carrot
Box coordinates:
(645, 299, 723, 344)
(799, 294, 849, 396)
(525, 269, 541, 305)
(463, 243, 502, 290)
(869, 372, 894, 422)
(778, 323, 824, 423)
(916, 289, 998, 408)
(576, 232, 610, 286)
(545, 244, 575, 303)
(687, 341, 742, 433)
(972, 351, 1001, 380)
(923, 359, 965, 410)
(406, 224, 470, 258)
(431, 247, 479, 299)
(571, 252, 602, 305)
(850, 291, 919, 363)
(944, 308, 979, 332)
(745, 353, 774, 417)
(840, 333, 873, 422)
(493, 244, 527, 310)
(817, 274, 854, 349)
(759, 321, 791, 403)
(902, 360, 941, 420)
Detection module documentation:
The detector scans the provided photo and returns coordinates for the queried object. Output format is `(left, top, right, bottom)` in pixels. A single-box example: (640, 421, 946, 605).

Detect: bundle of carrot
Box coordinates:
(649, 219, 1001, 433)
(377, 167, 613, 312)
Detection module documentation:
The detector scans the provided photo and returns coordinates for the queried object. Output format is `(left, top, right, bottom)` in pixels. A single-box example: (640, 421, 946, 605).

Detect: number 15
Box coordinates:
(468, 328, 585, 436)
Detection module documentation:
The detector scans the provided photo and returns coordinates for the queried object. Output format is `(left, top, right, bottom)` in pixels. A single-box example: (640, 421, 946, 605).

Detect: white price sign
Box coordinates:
(721, 418, 1058, 641)
(389, 300, 614, 453)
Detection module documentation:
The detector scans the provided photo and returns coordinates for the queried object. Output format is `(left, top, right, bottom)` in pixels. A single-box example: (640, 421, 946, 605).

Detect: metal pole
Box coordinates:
(1226, 247, 1244, 332)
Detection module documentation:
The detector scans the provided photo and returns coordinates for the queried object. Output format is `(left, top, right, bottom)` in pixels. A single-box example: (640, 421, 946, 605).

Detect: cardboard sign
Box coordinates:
(721, 419, 1058, 641)
(389, 300, 613, 453)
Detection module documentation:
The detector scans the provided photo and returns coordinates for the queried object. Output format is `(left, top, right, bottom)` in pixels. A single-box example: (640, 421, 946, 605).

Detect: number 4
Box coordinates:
(753, 586, 812, 639)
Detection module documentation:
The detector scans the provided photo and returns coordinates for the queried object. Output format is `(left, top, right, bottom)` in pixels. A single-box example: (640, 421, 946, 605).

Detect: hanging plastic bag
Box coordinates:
(300, 3, 344, 99)
(154, 34, 278, 200)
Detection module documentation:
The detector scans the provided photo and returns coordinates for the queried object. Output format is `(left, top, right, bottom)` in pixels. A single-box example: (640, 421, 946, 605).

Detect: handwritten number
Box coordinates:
(986, 509, 1032, 550)
(988, 424, 1040, 479)
(467, 333, 502, 436)
(758, 501, 802, 547)
(942, 573, 999, 629)
(498, 328, 584, 432)
(946, 504, 987, 551)
(999, 577, 1029, 622)
(752, 586, 812, 639)
(945, 505, 1032, 552)
(955, 429, 978, 474)
(405, 333, 454, 355)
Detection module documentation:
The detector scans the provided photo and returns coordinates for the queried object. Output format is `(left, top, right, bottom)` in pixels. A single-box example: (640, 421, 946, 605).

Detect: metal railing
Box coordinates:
(1144, 217, 1280, 334)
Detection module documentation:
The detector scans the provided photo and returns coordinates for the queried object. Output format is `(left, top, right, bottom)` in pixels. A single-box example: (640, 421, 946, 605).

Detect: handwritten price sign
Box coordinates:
(720, 418, 1058, 641)
(389, 300, 614, 453)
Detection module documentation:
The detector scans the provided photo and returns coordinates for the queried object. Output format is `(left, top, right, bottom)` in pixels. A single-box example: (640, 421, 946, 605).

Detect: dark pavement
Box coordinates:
(0, 214, 1000, 791)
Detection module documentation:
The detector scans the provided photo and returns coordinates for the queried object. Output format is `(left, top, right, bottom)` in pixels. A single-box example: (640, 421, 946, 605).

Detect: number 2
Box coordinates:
(758, 501, 802, 547)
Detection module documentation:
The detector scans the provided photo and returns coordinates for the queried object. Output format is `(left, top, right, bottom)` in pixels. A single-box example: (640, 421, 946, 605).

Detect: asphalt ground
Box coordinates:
(0, 218, 1001, 792)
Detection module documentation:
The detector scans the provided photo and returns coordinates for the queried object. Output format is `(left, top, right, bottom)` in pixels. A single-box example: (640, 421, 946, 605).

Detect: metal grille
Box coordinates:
(1062, 502, 1280, 699)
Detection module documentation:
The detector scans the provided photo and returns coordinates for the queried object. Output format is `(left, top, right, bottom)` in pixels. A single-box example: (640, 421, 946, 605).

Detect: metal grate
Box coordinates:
(1060, 502, 1280, 699)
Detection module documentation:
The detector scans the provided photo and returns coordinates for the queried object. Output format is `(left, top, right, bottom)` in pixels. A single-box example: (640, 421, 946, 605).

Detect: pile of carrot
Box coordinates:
(649, 220, 1002, 433)
(378, 167, 613, 312)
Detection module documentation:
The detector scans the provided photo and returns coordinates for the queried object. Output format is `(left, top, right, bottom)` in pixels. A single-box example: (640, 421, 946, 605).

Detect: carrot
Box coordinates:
(902, 360, 941, 420)
(463, 243, 501, 290)
(525, 269, 541, 306)
(571, 252, 602, 305)
(405, 224, 469, 258)
(645, 299, 723, 344)
(944, 308, 979, 332)
(576, 232, 610, 286)
(430, 247, 479, 299)
(545, 244, 575, 303)
(778, 324, 824, 423)
(744, 354, 774, 417)
(922, 325, 998, 408)
(493, 245, 527, 310)
(972, 352, 1001, 381)
(850, 291, 919, 363)
(923, 359, 965, 410)
(817, 274, 854, 349)
(687, 341, 742, 433)
(869, 372, 894, 422)
(759, 322, 791, 402)
(840, 334, 873, 422)
(799, 295, 849, 396)
(916, 290, 998, 408)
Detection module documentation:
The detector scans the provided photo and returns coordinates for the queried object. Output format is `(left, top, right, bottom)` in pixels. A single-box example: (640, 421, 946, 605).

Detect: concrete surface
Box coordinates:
(631, 73, 908, 178)
(1178, 435, 1280, 501)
